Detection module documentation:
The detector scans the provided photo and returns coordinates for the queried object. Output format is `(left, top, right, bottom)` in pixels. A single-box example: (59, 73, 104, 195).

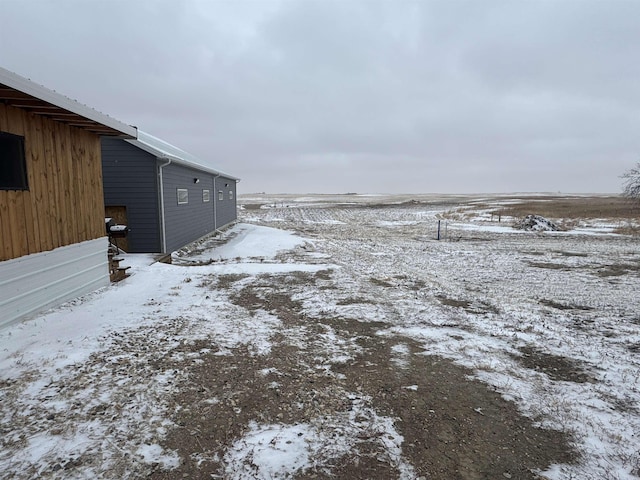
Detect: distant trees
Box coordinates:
(621, 162, 640, 203)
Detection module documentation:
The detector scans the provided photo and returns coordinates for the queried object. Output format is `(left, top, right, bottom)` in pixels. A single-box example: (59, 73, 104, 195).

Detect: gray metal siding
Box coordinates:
(101, 138, 161, 253)
(162, 164, 216, 252)
(215, 175, 238, 228)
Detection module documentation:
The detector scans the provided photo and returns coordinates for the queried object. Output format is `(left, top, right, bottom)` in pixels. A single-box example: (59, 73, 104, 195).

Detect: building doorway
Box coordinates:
(105, 205, 130, 253)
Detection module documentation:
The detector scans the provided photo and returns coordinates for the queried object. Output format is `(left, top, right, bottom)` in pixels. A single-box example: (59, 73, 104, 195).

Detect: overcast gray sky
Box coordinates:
(1, 0, 639, 194)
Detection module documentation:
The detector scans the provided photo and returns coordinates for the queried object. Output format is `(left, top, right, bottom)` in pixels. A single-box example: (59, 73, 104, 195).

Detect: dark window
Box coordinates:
(0, 132, 28, 190)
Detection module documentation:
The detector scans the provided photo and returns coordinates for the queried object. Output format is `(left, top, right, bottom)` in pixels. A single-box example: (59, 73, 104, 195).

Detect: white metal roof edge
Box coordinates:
(0, 66, 137, 138)
(126, 130, 240, 181)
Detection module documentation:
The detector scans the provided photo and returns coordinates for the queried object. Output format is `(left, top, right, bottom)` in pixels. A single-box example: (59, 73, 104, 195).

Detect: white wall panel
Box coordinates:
(0, 237, 109, 328)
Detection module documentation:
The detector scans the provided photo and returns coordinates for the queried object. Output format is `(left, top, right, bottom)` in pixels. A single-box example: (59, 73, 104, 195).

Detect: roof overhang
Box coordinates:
(0, 67, 136, 138)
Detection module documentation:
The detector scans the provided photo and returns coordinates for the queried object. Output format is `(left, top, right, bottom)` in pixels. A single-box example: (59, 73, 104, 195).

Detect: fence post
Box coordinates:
(437, 220, 441, 240)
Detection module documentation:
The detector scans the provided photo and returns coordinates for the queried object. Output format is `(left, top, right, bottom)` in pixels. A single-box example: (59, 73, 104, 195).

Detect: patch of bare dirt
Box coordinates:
(512, 346, 593, 384)
(336, 297, 377, 306)
(526, 261, 571, 271)
(148, 271, 576, 479)
(539, 299, 594, 311)
(436, 295, 500, 315)
(370, 277, 394, 288)
(597, 263, 640, 277)
(554, 251, 588, 258)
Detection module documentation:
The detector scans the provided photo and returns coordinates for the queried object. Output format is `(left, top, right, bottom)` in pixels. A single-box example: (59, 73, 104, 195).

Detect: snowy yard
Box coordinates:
(1, 194, 639, 479)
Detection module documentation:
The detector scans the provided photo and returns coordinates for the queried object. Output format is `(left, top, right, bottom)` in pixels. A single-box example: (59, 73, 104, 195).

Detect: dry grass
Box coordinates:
(242, 203, 265, 210)
(496, 196, 639, 220)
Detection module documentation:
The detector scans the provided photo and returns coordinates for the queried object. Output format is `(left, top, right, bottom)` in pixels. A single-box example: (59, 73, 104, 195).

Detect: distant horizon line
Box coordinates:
(238, 191, 622, 196)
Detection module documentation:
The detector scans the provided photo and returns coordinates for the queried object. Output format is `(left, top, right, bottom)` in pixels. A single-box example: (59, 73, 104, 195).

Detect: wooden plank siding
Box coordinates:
(0, 103, 106, 262)
(26, 113, 46, 252)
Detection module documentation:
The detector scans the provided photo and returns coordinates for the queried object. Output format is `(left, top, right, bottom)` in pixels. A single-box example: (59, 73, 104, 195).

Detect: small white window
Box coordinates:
(229, 190, 234, 200)
(218, 190, 224, 201)
(203, 189, 210, 202)
(177, 188, 188, 205)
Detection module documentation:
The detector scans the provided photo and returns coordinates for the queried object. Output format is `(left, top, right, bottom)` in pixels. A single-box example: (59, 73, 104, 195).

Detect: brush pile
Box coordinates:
(513, 214, 560, 231)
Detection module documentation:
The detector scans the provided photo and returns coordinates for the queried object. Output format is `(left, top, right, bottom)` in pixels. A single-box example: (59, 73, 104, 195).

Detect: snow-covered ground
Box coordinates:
(0, 225, 329, 478)
(242, 195, 640, 479)
(1, 195, 639, 479)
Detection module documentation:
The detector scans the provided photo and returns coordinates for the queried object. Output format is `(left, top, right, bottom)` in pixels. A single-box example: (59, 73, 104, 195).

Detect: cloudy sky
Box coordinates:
(1, 0, 639, 194)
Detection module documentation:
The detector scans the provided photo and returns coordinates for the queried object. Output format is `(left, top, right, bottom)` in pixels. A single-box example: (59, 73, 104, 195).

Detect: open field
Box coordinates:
(1, 193, 638, 479)
(242, 192, 639, 233)
(237, 193, 640, 479)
